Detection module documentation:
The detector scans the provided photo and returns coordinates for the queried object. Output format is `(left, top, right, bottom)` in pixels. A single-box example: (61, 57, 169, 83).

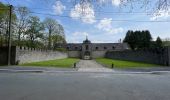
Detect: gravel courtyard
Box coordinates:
(76, 60, 113, 72)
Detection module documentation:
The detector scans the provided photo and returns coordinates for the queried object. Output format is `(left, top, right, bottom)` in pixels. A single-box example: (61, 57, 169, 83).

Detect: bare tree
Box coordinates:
(15, 7, 30, 45)
(67, 0, 170, 12)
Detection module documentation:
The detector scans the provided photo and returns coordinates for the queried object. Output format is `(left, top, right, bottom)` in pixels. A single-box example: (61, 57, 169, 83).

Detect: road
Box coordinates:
(0, 72, 170, 100)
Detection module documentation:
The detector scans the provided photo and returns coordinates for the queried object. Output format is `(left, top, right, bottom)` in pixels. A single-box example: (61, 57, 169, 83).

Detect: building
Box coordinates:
(55, 37, 130, 60)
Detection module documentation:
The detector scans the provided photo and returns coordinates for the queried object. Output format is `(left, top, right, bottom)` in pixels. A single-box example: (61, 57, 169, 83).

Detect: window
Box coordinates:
(67, 47, 69, 50)
(86, 45, 89, 50)
(112, 46, 115, 50)
(104, 47, 107, 50)
(96, 47, 98, 50)
(75, 47, 78, 50)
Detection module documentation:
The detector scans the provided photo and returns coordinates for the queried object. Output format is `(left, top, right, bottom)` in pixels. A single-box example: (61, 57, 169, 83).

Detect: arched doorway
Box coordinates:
(84, 51, 91, 60)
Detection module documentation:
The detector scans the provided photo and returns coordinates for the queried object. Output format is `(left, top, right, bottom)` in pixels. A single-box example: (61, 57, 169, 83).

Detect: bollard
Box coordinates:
(112, 63, 114, 69)
(74, 63, 76, 68)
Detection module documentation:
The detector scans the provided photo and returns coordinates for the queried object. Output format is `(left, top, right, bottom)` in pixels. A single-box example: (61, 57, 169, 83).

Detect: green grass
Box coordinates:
(95, 58, 161, 69)
(20, 58, 80, 68)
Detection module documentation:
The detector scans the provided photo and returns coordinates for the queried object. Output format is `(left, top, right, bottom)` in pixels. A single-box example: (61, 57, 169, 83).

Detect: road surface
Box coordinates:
(0, 72, 170, 100)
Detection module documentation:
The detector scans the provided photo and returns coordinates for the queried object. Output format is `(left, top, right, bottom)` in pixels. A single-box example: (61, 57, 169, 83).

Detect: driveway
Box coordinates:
(76, 60, 113, 72)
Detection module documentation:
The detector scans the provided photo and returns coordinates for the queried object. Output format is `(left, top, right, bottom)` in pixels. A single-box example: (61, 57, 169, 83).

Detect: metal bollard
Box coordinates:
(111, 63, 114, 69)
(74, 63, 76, 68)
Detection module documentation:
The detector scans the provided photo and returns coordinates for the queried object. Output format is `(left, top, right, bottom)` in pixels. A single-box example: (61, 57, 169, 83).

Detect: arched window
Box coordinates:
(86, 45, 89, 50)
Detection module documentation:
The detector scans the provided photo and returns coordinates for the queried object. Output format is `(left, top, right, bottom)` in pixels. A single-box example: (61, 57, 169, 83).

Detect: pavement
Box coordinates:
(0, 72, 170, 100)
(1, 60, 170, 100)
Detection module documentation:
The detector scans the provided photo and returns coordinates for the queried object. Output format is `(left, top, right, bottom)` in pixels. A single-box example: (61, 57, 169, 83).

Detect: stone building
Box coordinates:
(55, 38, 130, 60)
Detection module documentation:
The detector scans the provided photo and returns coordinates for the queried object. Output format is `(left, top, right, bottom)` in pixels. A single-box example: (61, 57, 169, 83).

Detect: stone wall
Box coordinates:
(106, 47, 170, 66)
(67, 51, 107, 58)
(0, 46, 68, 65)
(92, 51, 107, 58)
(67, 51, 81, 58)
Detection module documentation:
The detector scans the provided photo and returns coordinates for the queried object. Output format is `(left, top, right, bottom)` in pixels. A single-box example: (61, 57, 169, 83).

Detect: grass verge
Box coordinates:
(20, 58, 80, 68)
(95, 58, 161, 69)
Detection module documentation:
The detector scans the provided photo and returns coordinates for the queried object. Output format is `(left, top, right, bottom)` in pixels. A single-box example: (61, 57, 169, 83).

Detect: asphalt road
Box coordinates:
(0, 72, 170, 100)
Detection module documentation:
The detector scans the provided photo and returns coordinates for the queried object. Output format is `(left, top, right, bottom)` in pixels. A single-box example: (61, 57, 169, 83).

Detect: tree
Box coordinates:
(69, 0, 170, 12)
(124, 30, 134, 49)
(15, 6, 30, 45)
(123, 30, 152, 50)
(43, 18, 59, 49)
(156, 36, 163, 48)
(25, 16, 44, 47)
(0, 2, 17, 46)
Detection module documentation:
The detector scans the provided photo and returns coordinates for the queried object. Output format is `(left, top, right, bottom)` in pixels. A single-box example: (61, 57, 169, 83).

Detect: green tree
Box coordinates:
(156, 36, 163, 48)
(0, 2, 17, 46)
(43, 17, 59, 49)
(123, 30, 152, 50)
(52, 35, 66, 49)
(25, 16, 44, 47)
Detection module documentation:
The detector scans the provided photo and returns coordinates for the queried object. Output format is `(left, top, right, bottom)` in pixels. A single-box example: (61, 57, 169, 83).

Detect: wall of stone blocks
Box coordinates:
(16, 47, 68, 64)
(91, 51, 107, 58)
(106, 47, 170, 66)
(67, 51, 81, 58)
(0, 46, 68, 65)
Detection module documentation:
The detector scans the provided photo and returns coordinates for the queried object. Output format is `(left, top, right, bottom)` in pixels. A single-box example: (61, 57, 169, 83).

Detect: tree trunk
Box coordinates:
(48, 29, 52, 49)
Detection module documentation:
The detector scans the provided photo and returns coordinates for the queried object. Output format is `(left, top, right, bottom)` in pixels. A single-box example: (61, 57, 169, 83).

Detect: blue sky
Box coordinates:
(1, 0, 170, 43)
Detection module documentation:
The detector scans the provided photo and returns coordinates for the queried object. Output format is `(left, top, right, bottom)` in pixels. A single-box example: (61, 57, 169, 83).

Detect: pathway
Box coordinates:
(76, 60, 113, 72)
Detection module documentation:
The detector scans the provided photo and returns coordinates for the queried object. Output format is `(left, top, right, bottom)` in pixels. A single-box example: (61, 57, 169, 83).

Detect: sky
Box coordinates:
(1, 0, 170, 43)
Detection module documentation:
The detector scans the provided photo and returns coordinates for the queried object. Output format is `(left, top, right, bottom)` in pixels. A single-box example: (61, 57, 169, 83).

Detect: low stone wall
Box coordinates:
(106, 47, 170, 66)
(0, 46, 68, 65)
(68, 51, 81, 58)
(92, 51, 107, 58)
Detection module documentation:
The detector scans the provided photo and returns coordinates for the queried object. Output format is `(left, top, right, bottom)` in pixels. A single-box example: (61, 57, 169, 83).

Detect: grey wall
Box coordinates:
(68, 51, 81, 58)
(106, 47, 170, 66)
(68, 51, 107, 58)
(92, 51, 107, 58)
(0, 46, 68, 65)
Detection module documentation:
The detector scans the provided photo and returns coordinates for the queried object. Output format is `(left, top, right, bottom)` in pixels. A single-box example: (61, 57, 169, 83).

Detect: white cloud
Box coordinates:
(112, 0, 121, 6)
(53, 1, 66, 15)
(73, 32, 89, 36)
(70, 3, 96, 24)
(96, 18, 124, 35)
(150, 9, 170, 20)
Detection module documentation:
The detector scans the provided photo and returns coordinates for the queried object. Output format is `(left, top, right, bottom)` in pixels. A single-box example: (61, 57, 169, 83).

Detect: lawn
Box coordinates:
(95, 58, 161, 69)
(20, 58, 80, 68)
